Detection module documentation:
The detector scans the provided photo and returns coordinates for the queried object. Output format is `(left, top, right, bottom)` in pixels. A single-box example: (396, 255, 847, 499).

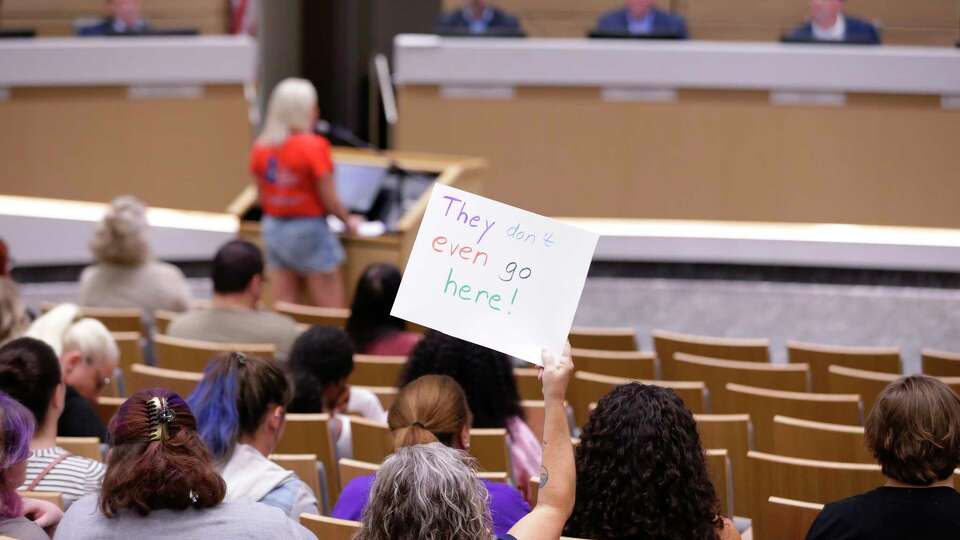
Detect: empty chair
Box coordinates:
(349, 416, 393, 464)
(922, 348, 960, 377)
(571, 370, 708, 425)
(695, 414, 753, 519)
(653, 329, 770, 379)
(269, 453, 322, 512)
(787, 341, 901, 393)
(126, 363, 202, 398)
(299, 514, 360, 540)
(514, 367, 542, 401)
(274, 301, 351, 329)
(765, 497, 824, 540)
(153, 333, 275, 371)
(826, 365, 900, 413)
(95, 396, 124, 427)
(568, 326, 637, 351)
(110, 331, 142, 394)
(55, 437, 102, 461)
(725, 383, 863, 452)
(704, 448, 734, 517)
(747, 451, 883, 539)
(50, 305, 143, 333)
(571, 348, 656, 379)
(469, 428, 511, 477)
(673, 352, 810, 412)
(772, 415, 873, 464)
(347, 354, 406, 387)
(521, 400, 546, 441)
(275, 413, 338, 508)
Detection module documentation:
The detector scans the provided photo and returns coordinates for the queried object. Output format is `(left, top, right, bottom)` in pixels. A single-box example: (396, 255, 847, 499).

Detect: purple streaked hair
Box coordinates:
(0, 391, 35, 519)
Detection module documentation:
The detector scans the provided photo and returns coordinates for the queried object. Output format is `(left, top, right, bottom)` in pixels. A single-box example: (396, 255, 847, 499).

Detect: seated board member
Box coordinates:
(595, 0, 688, 39)
(787, 0, 881, 44)
(436, 0, 523, 35)
(77, 0, 151, 36)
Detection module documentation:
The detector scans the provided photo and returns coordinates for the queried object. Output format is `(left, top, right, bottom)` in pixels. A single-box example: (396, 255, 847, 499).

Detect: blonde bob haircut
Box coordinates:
(257, 78, 318, 146)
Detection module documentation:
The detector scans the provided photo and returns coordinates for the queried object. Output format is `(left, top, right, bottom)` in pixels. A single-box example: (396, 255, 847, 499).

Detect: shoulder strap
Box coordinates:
(26, 451, 73, 491)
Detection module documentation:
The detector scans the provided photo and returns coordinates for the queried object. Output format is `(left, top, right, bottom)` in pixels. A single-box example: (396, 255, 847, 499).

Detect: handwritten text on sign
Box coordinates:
(391, 184, 598, 365)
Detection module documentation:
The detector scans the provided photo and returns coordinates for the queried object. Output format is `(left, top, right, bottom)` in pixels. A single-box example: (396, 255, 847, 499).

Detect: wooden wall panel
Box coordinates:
(1, 0, 229, 34)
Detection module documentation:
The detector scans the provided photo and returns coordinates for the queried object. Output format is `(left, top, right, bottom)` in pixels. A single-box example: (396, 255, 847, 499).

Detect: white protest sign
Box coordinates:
(391, 184, 598, 366)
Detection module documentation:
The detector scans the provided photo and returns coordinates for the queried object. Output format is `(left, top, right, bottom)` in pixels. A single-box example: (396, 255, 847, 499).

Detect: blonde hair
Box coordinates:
(257, 78, 318, 146)
(389, 375, 472, 449)
(90, 196, 149, 265)
(0, 278, 29, 346)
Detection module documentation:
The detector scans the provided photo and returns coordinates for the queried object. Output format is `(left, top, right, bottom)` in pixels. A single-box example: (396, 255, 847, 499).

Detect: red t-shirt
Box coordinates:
(250, 133, 333, 218)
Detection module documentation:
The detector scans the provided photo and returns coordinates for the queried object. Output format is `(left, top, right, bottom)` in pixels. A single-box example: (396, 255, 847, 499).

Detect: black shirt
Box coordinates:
(806, 486, 960, 540)
(57, 385, 108, 441)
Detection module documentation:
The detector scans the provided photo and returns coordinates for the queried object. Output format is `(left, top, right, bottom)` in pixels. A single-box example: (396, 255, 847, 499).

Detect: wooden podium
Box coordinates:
(230, 148, 487, 304)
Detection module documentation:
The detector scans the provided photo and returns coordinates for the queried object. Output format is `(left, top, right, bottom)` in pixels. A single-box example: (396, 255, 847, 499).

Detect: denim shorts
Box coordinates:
(261, 216, 345, 274)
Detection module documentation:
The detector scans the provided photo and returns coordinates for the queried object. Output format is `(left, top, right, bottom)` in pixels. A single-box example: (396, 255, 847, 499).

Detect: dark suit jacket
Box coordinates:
(77, 17, 151, 36)
(57, 385, 108, 440)
(788, 16, 881, 44)
(595, 7, 688, 39)
(435, 7, 522, 33)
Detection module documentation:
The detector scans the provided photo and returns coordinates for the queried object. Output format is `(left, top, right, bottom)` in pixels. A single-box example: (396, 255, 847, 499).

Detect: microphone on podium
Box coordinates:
(314, 120, 371, 149)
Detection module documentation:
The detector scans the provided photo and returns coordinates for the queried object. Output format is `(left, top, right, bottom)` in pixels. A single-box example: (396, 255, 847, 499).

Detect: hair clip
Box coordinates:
(233, 352, 247, 366)
(146, 396, 176, 442)
(411, 421, 426, 429)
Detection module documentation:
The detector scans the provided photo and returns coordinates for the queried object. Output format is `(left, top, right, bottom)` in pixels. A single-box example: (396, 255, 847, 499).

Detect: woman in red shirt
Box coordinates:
(251, 78, 355, 307)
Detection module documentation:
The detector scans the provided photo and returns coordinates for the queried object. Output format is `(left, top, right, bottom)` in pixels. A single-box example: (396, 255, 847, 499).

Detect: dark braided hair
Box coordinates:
(564, 383, 722, 540)
(399, 331, 524, 428)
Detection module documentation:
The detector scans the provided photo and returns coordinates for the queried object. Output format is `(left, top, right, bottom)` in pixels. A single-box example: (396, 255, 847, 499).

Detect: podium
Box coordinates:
(230, 147, 487, 303)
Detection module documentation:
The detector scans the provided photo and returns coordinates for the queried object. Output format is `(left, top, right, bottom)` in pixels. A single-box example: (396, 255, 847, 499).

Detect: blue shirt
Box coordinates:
(627, 10, 655, 35)
(463, 7, 495, 34)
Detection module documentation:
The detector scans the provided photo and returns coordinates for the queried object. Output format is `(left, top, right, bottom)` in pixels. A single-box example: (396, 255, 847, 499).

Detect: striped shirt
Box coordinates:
(17, 447, 105, 508)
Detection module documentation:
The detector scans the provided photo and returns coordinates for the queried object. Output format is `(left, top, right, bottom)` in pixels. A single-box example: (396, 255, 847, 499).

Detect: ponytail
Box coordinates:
(388, 375, 471, 450)
(186, 355, 243, 461)
(393, 422, 440, 449)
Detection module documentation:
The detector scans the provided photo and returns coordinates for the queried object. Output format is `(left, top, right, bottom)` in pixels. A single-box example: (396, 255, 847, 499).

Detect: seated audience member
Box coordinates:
(401, 332, 540, 493)
(78, 196, 191, 313)
(27, 305, 118, 440)
(0, 277, 29, 347)
(288, 326, 386, 457)
(333, 374, 530, 535)
(435, 0, 523, 35)
(564, 383, 740, 539)
(187, 353, 318, 519)
(806, 375, 960, 539)
(355, 349, 575, 540)
(595, 0, 688, 38)
(167, 240, 300, 357)
(77, 0, 151, 36)
(54, 388, 317, 540)
(0, 338, 106, 508)
(0, 391, 64, 540)
(345, 263, 421, 356)
(788, 0, 880, 44)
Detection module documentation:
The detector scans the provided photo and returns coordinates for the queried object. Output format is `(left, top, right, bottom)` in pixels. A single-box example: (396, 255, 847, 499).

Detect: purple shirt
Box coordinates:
(332, 474, 531, 536)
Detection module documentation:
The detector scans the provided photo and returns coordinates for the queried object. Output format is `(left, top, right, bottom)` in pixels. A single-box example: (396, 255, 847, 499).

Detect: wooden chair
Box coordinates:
(127, 363, 202, 398)
(724, 383, 863, 453)
(673, 353, 810, 412)
(826, 365, 900, 414)
(274, 301, 351, 329)
(338, 458, 380, 492)
(571, 370, 708, 426)
(568, 327, 637, 351)
(772, 415, 873, 464)
(349, 416, 394, 465)
(153, 334, 275, 372)
(299, 514, 359, 540)
(514, 367, 542, 401)
(478, 471, 510, 483)
(529, 475, 541, 506)
(96, 396, 124, 426)
(270, 454, 322, 509)
(787, 341, 901, 393)
(348, 355, 406, 387)
(695, 414, 753, 519)
(154, 309, 178, 335)
(350, 386, 398, 412)
(521, 400, 545, 441)
(470, 428, 511, 477)
(747, 451, 883, 539)
(765, 496, 824, 540)
(922, 348, 960, 377)
(571, 348, 656, 380)
(652, 329, 770, 380)
(55, 437, 102, 461)
(19, 491, 63, 510)
(110, 331, 142, 396)
(71, 306, 143, 333)
(704, 448, 734, 517)
(276, 413, 338, 511)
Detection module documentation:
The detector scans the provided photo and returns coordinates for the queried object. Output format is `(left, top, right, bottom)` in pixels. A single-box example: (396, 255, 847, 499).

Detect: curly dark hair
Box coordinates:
(563, 383, 722, 540)
(288, 326, 355, 413)
(399, 331, 523, 428)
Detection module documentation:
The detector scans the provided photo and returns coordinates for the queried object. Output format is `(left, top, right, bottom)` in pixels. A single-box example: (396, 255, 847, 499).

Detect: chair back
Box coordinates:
(127, 363, 202, 398)
(514, 367, 542, 401)
(653, 329, 769, 379)
(110, 331, 142, 395)
(96, 396, 124, 427)
(338, 458, 380, 495)
(572, 348, 656, 379)
(270, 453, 322, 509)
(772, 415, 873, 463)
(826, 365, 900, 414)
(787, 340, 901, 393)
(274, 301, 351, 329)
(154, 309, 178, 335)
(348, 355, 406, 387)
(572, 370, 707, 426)
(19, 491, 63, 510)
(63, 305, 143, 333)
(568, 327, 637, 351)
(55, 437, 102, 461)
(724, 383, 863, 452)
(747, 451, 882, 539)
(695, 414, 753, 518)
(704, 448, 734, 517)
(350, 416, 394, 464)
(674, 353, 809, 412)
(276, 413, 339, 507)
(922, 348, 960, 377)
(521, 400, 545, 441)
(153, 334, 275, 372)
(469, 428, 511, 477)
(765, 496, 824, 540)
(299, 514, 360, 540)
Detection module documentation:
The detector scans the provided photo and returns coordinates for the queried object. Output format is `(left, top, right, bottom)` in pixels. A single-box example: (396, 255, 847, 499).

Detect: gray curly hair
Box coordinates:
(356, 442, 493, 540)
(90, 196, 149, 265)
